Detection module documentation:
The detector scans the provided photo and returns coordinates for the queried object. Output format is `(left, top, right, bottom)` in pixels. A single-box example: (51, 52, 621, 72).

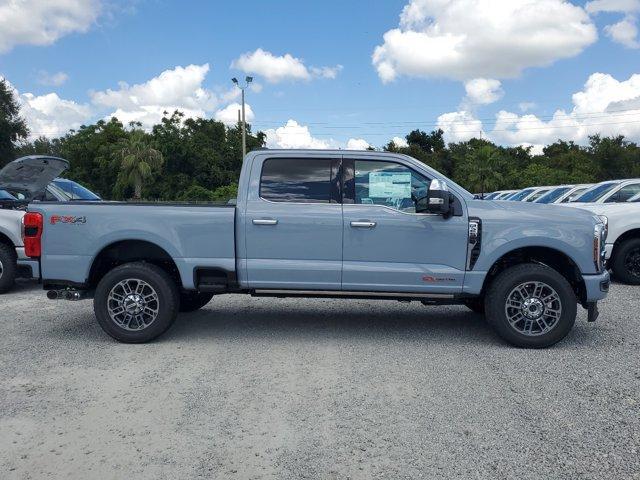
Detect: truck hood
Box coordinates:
(0, 156, 69, 200)
(469, 198, 600, 225)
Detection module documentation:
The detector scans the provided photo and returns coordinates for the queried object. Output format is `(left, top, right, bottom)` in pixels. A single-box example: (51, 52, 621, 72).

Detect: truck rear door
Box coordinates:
(242, 155, 343, 289)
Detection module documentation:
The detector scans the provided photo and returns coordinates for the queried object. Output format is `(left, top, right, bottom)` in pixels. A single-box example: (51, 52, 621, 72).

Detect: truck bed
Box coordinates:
(30, 202, 236, 290)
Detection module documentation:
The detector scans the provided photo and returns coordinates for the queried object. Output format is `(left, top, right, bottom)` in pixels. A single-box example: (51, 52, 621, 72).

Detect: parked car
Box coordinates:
(0, 155, 99, 293)
(25, 150, 609, 348)
(571, 179, 640, 204)
(507, 186, 553, 202)
(533, 184, 593, 204)
(569, 202, 640, 284)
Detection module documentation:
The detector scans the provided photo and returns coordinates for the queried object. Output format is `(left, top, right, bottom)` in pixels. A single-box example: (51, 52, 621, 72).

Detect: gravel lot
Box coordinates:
(1, 281, 638, 479)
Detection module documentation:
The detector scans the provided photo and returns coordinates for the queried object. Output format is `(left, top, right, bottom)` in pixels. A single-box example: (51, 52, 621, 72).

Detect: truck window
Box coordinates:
(260, 158, 334, 203)
(353, 160, 430, 213)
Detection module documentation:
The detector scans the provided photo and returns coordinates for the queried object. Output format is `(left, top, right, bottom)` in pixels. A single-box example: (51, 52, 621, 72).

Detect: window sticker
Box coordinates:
(369, 172, 411, 198)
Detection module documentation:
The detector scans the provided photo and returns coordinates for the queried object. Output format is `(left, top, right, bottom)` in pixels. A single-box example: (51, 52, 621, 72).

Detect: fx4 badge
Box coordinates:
(422, 275, 456, 283)
(50, 215, 87, 225)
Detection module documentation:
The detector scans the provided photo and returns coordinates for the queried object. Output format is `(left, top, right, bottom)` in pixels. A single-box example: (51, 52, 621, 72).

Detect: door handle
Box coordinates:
(253, 219, 278, 226)
(350, 221, 376, 228)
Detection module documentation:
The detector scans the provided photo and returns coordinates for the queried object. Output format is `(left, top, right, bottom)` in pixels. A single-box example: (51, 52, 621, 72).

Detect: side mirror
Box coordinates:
(416, 179, 452, 217)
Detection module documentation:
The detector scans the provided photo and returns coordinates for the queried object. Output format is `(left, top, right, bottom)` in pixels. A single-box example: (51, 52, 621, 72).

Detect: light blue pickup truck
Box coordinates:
(25, 150, 610, 347)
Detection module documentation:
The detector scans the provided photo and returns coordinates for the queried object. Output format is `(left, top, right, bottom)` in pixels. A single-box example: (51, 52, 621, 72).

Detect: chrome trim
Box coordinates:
(350, 221, 376, 228)
(252, 218, 278, 225)
(342, 203, 441, 217)
(253, 289, 455, 299)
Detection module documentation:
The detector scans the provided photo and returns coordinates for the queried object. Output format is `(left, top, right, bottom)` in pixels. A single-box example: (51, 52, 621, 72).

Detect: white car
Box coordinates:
(568, 201, 640, 284)
(0, 156, 71, 293)
(534, 184, 593, 204)
(571, 178, 640, 204)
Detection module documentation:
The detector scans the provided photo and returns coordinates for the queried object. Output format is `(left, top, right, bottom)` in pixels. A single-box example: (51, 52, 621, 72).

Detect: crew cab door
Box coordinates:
(242, 155, 343, 289)
(341, 158, 468, 294)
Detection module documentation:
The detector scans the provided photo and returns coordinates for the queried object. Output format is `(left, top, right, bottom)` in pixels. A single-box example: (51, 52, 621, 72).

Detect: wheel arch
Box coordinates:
(611, 228, 640, 260)
(481, 246, 587, 305)
(87, 239, 182, 289)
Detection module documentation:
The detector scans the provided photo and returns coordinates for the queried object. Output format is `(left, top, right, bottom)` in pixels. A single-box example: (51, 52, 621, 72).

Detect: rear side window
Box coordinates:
(260, 158, 334, 203)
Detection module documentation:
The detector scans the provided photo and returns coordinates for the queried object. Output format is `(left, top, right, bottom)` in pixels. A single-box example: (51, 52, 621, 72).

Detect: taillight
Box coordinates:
(22, 212, 43, 258)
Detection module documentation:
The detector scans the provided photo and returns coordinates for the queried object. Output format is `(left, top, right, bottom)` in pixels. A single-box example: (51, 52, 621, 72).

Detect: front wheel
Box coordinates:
(611, 238, 640, 285)
(94, 262, 179, 343)
(485, 263, 577, 348)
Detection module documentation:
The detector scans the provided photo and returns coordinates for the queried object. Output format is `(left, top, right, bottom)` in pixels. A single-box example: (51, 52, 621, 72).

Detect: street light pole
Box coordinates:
(231, 76, 253, 159)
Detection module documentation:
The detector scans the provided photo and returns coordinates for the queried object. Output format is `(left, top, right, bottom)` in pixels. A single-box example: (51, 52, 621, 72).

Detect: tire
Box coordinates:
(94, 262, 179, 343)
(611, 238, 640, 285)
(179, 291, 214, 312)
(463, 297, 485, 315)
(0, 242, 17, 294)
(485, 263, 577, 348)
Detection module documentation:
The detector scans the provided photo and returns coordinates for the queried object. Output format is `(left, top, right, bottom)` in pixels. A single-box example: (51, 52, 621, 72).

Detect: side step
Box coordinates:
(252, 289, 455, 302)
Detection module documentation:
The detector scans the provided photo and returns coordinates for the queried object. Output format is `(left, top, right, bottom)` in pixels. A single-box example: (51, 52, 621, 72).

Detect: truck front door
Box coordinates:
(243, 155, 343, 289)
(341, 158, 468, 294)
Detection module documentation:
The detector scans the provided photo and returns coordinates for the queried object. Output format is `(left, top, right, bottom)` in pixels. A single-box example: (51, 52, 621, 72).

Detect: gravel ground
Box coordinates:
(0, 280, 639, 480)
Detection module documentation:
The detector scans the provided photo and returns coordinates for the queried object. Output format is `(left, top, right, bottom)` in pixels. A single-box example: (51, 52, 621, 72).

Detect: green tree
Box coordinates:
(0, 79, 29, 166)
(114, 130, 164, 199)
(460, 143, 504, 193)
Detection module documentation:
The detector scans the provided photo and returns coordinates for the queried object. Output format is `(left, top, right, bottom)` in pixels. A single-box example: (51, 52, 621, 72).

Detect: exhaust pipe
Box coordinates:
(47, 289, 84, 301)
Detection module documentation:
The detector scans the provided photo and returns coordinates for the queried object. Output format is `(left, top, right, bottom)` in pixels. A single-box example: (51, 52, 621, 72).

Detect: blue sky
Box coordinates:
(1, 0, 639, 152)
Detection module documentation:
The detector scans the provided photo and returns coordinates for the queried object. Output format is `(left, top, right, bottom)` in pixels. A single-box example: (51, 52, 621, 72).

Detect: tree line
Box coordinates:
(2, 79, 640, 199)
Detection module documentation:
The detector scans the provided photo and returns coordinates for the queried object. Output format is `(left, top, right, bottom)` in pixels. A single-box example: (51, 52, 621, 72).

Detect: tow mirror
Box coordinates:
(416, 179, 452, 217)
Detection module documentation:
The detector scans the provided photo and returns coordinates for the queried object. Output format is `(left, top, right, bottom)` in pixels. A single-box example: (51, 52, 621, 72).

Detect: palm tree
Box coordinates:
(114, 130, 164, 199)
(465, 145, 503, 194)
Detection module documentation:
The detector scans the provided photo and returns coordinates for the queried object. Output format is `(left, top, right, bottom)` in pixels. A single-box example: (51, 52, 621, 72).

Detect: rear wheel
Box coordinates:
(485, 263, 577, 348)
(94, 262, 179, 343)
(0, 243, 17, 294)
(179, 291, 214, 312)
(611, 238, 640, 285)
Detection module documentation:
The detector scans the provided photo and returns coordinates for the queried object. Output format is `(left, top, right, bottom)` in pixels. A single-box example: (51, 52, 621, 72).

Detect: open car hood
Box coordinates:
(0, 156, 69, 200)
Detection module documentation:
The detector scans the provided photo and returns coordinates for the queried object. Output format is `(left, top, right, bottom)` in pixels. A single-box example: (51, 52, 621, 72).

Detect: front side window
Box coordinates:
(260, 158, 335, 203)
(353, 160, 430, 213)
(605, 183, 640, 203)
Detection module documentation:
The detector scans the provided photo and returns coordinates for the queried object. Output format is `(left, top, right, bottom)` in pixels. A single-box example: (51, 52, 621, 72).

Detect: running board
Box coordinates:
(252, 289, 455, 300)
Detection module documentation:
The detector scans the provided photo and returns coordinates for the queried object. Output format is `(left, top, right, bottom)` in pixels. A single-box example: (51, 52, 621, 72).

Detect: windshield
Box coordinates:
(526, 189, 550, 202)
(0, 189, 17, 200)
(507, 188, 535, 201)
(484, 192, 500, 200)
(572, 182, 618, 203)
(535, 187, 571, 204)
(52, 179, 101, 200)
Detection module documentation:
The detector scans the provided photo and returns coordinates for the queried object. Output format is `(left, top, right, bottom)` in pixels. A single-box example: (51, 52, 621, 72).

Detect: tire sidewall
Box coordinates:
(485, 264, 577, 348)
(0, 243, 17, 294)
(612, 238, 640, 285)
(94, 263, 178, 343)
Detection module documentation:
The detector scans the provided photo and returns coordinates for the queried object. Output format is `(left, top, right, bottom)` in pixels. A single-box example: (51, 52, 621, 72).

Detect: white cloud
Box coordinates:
(346, 138, 371, 150)
(519, 102, 537, 112)
(437, 111, 485, 143)
(231, 48, 342, 83)
(36, 70, 69, 87)
(264, 120, 334, 149)
(464, 78, 504, 105)
(91, 64, 219, 129)
(0, 0, 102, 53)
(372, 0, 597, 82)
(391, 136, 409, 147)
(214, 102, 255, 126)
(586, 0, 640, 13)
(20, 92, 92, 138)
(491, 73, 640, 146)
(604, 16, 640, 48)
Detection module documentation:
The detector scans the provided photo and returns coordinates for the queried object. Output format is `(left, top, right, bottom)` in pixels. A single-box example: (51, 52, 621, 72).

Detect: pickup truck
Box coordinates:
(25, 150, 610, 348)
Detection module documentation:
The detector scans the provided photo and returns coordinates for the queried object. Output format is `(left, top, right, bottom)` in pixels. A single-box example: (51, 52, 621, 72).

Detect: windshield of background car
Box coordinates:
(572, 182, 618, 202)
(0, 189, 17, 200)
(507, 188, 535, 201)
(52, 179, 101, 200)
(535, 187, 571, 204)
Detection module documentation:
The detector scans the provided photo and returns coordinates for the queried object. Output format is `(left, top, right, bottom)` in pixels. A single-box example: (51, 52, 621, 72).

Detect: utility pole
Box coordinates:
(231, 76, 253, 159)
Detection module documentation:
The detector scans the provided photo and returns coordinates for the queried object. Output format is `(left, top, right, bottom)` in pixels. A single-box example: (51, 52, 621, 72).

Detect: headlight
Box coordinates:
(597, 215, 608, 242)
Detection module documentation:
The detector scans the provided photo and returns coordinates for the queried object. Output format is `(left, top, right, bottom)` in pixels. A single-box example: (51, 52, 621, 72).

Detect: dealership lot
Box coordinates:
(1, 282, 638, 479)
